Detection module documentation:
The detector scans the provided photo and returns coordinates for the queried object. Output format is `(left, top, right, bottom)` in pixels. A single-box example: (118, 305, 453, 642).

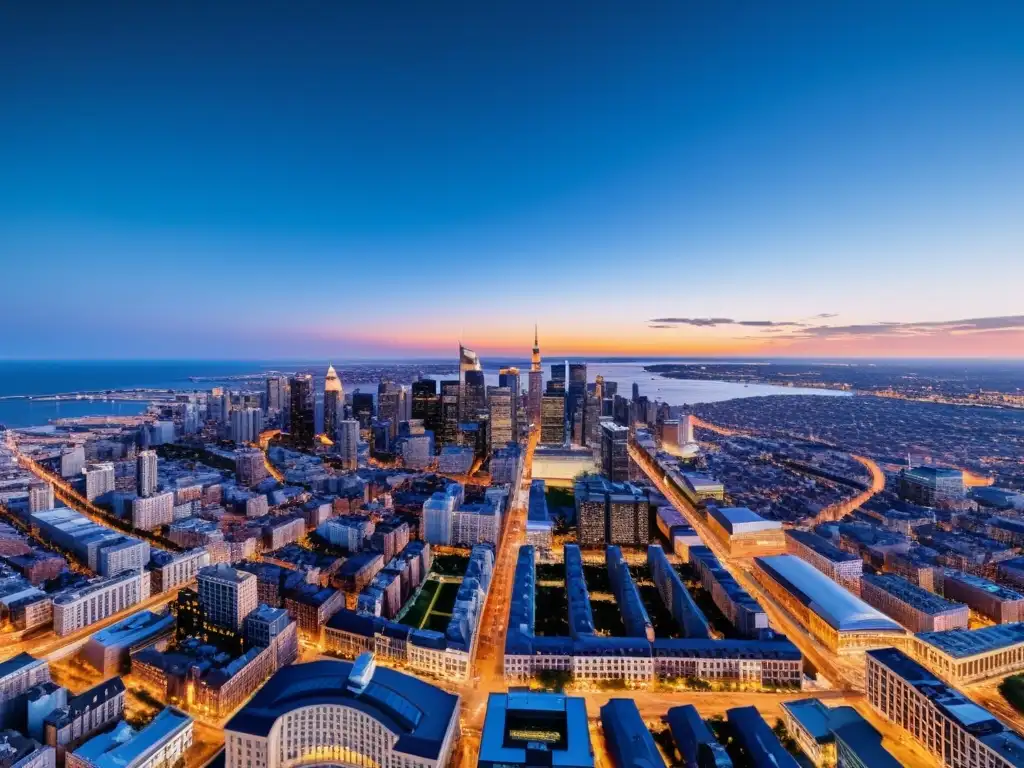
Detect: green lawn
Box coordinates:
(590, 599, 627, 636)
(431, 553, 471, 575)
(399, 579, 440, 629)
(432, 580, 462, 615)
(425, 612, 451, 634)
(1000, 674, 1024, 715)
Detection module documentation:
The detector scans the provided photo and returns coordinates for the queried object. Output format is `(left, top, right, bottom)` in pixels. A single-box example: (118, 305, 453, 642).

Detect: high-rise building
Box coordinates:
(487, 386, 513, 451)
(377, 381, 404, 440)
(83, 463, 116, 502)
(323, 364, 343, 440)
(265, 376, 288, 414)
(631, 382, 640, 402)
(411, 379, 441, 441)
(549, 362, 566, 395)
(351, 391, 374, 429)
(235, 447, 268, 487)
(335, 420, 360, 471)
(230, 407, 264, 445)
(197, 564, 258, 632)
(498, 367, 520, 443)
(585, 376, 604, 448)
(439, 380, 461, 448)
(464, 370, 487, 422)
(459, 344, 483, 422)
(28, 481, 54, 513)
(540, 393, 566, 446)
(528, 326, 543, 428)
(601, 422, 630, 482)
(288, 375, 314, 449)
(568, 363, 587, 441)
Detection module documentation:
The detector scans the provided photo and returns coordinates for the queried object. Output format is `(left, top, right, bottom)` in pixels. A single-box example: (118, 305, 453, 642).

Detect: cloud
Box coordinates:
(812, 313, 838, 319)
(649, 317, 805, 328)
(778, 315, 1024, 340)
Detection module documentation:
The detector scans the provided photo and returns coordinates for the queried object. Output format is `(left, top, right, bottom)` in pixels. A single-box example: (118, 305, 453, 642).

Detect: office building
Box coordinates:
(479, 692, 593, 768)
(0, 654, 50, 728)
(411, 379, 441, 439)
(323, 363, 343, 439)
(28, 482, 54, 514)
(549, 362, 566, 395)
(230, 407, 263, 445)
(785, 529, 863, 587)
(333, 419, 359, 471)
(438, 380, 461, 449)
(540, 393, 566, 445)
(224, 655, 460, 768)
(53, 571, 151, 636)
(265, 376, 287, 414)
(83, 463, 115, 502)
(860, 573, 969, 633)
(288, 375, 314, 448)
(867, 647, 1024, 768)
(752, 555, 905, 654)
(377, 381, 405, 440)
(422, 484, 465, 546)
(528, 326, 543, 426)
(197, 564, 258, 632)
(942, 570, 1024, 623)
(490, 443, 523, 485)
(574, 476, 649, 547)
(459, 344, 484, 421)
(136, 451, 157, 498)
(60, 446, 86, 479)
(899, 466, 965, 506)
(600, 422, 629, 482)
(488, 386, 514, 450)
(66, 707, 193, 768)
(31, 508, 150, 576)
(665, 705, 732, 768)
(351, 391, 374, 429)
(910, 623, 1024, 685)
(707, 507, 786, 557)
(600, 699, 666, 768)
(498, 367, 520, 443)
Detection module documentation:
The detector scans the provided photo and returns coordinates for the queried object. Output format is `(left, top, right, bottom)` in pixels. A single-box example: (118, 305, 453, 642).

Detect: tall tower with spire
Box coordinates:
(528, 326, 543, 427)
(324, 363, 343, 439)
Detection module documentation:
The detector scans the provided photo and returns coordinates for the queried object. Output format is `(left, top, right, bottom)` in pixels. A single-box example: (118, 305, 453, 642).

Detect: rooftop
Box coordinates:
(755, 555, 904, 633)
(862, 573, 966, 615)
(916, 623, 1024, 658)
(225, 658, 458, 760)
(709, 506, 782, 535)
(786, 528, 861, 563)
(479, 692, 593, 768)
(944, 570, 1024, 602)
(72, 707, 191, 768)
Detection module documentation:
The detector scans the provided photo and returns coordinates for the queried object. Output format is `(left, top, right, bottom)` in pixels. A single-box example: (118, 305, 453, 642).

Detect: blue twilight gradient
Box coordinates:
(1, 2, 1023, 358)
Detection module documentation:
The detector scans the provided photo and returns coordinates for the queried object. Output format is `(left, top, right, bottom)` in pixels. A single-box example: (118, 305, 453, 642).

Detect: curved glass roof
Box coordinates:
(756, 555, 903, 633)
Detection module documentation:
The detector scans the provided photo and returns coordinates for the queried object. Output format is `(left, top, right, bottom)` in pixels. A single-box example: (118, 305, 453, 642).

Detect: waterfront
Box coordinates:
(0, 359, 848, 428)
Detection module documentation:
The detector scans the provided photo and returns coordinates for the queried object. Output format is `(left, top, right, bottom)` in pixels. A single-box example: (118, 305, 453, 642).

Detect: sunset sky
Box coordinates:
(2, 2, 1022, 359)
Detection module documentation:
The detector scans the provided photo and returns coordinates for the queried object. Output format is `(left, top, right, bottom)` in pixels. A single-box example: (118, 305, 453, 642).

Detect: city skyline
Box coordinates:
(3, 2, 1023, 359)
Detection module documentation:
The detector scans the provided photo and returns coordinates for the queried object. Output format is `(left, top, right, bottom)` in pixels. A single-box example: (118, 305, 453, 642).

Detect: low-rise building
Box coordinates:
(910, 623, 1024, 685)
(600, 699, 665, 768)
(52, 571, 151, 637)
(65, 707, 192, 768)
(707, 507, 785, 557)
(0, 654, 50, 729)
(867, 647, 1024, 768)
(860, 573, 969, 633)
(81, 611, 175, 676)
(942, 570, 1024, 624)
(479, 692, 593, 768)
(786, 528, 863, 588)
(42, 678, 125, 763)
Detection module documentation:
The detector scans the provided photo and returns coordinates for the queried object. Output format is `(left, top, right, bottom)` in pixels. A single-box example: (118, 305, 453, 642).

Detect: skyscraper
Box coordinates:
(137, 449, 158, 498)
(540, 392, 566, 445)
(323, 364, 343, 440)
(498, 367, 520, 443)
(601, 422, 630, 482)
(288, 375, 315, 449)
(231, 407, 264, 445)
(352, 391, 374, 429)
(197, 564, 258, 632)
(528, 326, 543, 428)
(459, 344, 484, 422)
(549, 362, 566, 394)
(265, 376, 288, 414)
(439, 380, 461, 448)
(412, 379, 441, 442)
(488, 386, 513, 450)
(464, 370, 487, 422)
(377, 381, 404, 440)
(335, 419, 360, 471)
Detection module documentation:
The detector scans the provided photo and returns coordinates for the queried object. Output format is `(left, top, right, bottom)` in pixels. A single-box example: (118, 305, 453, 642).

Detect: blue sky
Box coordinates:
(2, 2, 1023, 358)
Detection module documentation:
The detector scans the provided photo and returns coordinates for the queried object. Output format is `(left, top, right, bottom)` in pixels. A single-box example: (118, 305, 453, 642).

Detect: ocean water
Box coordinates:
(0, 359, 848, 429)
